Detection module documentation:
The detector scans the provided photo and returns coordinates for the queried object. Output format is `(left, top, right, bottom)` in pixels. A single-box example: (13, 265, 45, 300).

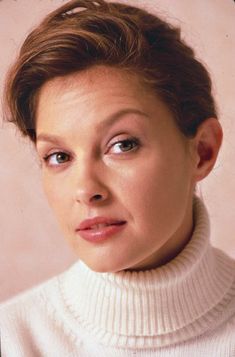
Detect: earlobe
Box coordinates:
(193, 118, 223, 182)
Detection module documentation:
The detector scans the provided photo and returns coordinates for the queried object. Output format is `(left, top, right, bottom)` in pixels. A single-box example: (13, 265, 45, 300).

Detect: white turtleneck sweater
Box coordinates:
(1, 197, 235, 357)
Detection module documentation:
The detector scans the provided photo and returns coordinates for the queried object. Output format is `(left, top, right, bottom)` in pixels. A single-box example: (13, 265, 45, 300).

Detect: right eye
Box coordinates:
(43, 152, 70, 167)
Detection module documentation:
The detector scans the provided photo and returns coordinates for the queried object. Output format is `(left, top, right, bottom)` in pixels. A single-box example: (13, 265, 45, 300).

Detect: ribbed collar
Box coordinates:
(58, 196, 235, 348)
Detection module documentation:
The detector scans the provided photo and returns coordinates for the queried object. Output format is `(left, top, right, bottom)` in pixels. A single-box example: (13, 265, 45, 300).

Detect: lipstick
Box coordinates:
(76, 217, 126, 243)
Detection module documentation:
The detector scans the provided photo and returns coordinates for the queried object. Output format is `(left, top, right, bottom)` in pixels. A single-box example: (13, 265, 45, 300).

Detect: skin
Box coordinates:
(35, 65, 222, 273)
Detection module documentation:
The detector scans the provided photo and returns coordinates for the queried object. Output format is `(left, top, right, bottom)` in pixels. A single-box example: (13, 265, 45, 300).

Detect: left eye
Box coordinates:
(43, 152, 70, 166)
(108, 138, 139, 154)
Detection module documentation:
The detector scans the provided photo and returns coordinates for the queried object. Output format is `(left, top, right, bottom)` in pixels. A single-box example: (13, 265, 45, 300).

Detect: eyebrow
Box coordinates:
(36, 108, 149, 144)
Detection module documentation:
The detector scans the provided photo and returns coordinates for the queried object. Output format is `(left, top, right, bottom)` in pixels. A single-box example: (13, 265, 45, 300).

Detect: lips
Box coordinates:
(77, 217, 126, 231)
(75, 217, 127, 243)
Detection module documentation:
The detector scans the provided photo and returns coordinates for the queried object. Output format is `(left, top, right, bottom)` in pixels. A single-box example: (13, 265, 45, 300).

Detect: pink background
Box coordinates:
(0, 0, 234, 303)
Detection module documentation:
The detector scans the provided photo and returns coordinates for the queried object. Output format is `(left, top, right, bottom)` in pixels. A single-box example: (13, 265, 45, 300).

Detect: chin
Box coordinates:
(81, 257, 132, 274)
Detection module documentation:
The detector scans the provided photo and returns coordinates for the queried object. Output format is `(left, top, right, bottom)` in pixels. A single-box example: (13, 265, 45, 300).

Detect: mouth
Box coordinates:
(76, 217, 126, 231)
(81, 222, 126, 231)
(75, 217, 127, 243)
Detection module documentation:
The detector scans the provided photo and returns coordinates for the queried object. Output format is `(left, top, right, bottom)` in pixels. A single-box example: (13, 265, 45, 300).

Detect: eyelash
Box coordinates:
(42, 137, 140, 167)
(43, 152, 70, 166)
(106, 137, 140, 154)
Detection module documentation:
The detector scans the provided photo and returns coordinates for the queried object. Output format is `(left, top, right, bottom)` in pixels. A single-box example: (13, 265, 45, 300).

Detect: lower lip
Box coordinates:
(76, 223, 126, 243)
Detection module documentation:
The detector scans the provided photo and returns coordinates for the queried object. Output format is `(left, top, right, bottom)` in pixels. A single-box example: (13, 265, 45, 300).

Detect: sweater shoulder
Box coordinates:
(0, 274, 59, 306)
(0, 268, 82, 356)
(0, 272, 61, 323)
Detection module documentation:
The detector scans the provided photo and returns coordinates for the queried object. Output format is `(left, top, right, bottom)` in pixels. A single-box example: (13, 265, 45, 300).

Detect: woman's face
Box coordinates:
(36, 65, 196, 272)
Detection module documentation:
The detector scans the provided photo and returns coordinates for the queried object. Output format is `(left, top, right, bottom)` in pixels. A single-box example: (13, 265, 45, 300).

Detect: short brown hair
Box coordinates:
(4, 0, 217, 143)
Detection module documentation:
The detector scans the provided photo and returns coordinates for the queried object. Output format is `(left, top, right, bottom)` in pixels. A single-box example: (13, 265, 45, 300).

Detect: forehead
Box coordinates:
(35, 64, 180, 144)
(37, 65, 150, 102)
(35, 66, 156, 124)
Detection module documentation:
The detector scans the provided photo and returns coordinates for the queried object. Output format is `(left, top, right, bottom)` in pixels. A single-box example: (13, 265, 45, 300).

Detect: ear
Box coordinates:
(192, 118, 223, 182)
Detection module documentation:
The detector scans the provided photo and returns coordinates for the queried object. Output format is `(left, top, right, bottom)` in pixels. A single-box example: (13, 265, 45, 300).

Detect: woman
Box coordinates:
(0, 0, 234, 356)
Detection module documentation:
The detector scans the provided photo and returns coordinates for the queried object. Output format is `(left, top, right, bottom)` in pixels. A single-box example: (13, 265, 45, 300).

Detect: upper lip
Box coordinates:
(76, 217, 126, 231)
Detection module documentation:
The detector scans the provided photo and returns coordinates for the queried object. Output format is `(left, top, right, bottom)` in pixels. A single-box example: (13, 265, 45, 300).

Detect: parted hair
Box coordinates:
(4, 0, 217, 143)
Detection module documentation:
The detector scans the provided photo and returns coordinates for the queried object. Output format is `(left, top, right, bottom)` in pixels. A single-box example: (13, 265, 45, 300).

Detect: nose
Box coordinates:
(74, 161, 109, 206)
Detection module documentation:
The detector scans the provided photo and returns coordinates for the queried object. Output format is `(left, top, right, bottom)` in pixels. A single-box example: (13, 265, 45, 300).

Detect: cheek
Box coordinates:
(42, 174, 69, 218)
(115, 152, 191, 227)
(113, 159, 164, 217)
